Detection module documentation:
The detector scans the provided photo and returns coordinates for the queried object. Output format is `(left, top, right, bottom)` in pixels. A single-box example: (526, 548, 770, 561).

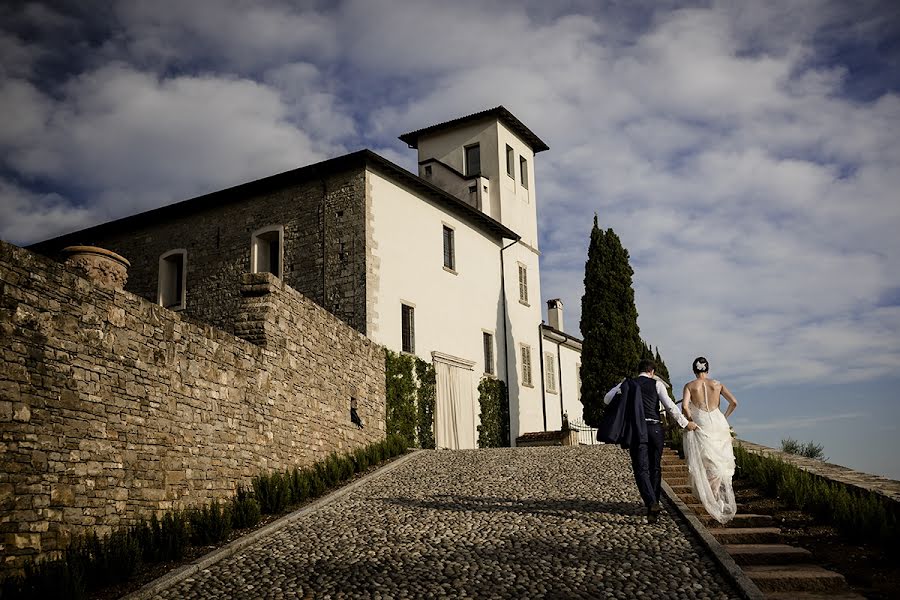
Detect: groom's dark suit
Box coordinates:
(601, 373, 690, 511)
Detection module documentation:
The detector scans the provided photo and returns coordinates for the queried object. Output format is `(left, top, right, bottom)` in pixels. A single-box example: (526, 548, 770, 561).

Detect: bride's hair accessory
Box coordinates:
(693, 357, 709, 374)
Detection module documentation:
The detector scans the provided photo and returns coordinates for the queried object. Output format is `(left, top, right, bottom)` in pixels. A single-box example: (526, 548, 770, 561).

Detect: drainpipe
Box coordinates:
(538, 324, 547, 431)
(499, 238, 517, 444)
(556, 338, 564, 426)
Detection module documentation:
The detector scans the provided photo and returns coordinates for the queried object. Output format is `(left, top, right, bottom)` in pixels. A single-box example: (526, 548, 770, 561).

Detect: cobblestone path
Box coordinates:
(153, 446, 741, 599)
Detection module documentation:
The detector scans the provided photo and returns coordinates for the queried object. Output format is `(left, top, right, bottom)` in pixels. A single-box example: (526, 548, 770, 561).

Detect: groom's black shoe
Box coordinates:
(647, 502, 661, 524)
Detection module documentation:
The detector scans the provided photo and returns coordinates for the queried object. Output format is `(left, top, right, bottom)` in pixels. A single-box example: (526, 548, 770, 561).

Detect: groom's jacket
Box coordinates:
(596, 378, 647, 449)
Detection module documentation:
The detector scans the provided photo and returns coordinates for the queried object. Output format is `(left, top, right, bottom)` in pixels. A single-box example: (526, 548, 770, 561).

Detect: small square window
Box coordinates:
(424, 165, 433, 177)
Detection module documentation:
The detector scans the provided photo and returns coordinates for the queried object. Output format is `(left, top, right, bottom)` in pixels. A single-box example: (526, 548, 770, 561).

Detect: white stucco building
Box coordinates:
(32, 106, 583, 450)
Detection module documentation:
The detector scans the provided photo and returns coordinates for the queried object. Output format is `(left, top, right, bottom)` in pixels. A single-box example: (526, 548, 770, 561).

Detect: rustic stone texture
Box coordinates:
(150, 447, 741, 600)
(62, 246, 131, 291)
(0, 240, 385, 572)
(31, 170, 369, 336)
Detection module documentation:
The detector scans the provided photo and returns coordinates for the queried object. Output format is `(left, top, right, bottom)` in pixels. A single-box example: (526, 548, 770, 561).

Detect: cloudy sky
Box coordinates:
(2, 1, 899, 477)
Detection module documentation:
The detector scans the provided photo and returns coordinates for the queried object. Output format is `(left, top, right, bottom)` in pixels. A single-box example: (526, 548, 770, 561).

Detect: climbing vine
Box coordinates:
(414, 358, 436, 449)
(385, 350, 417, 446)
(385, 351, 436, 448)
(477, 377, 509, 448)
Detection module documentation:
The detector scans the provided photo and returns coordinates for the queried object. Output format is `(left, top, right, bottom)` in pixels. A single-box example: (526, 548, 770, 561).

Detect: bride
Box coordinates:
(681, 357, 739, 524)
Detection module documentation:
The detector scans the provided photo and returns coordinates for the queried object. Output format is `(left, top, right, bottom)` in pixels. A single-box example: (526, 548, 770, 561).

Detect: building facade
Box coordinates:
(31, 106, 582, 448)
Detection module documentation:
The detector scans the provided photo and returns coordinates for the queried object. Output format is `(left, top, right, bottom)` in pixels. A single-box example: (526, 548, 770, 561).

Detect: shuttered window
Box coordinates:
(443, 225, 455, 270)
(401, 304, 415, 353)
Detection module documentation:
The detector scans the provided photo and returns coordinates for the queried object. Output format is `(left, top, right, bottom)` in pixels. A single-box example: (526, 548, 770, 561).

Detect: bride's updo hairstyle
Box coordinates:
(692, 357, 709, 375)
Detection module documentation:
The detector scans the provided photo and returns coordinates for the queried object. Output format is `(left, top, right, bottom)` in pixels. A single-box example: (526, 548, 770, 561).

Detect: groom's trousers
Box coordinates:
(628, 422, 664, 507)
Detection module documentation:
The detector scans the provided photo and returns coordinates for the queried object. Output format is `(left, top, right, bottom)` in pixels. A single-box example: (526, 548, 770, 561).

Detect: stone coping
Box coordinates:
(736, 439, 900, 504)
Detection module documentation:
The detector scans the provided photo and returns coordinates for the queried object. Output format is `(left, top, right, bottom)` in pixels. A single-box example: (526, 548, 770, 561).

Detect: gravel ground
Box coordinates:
(151, 446, 741, 599)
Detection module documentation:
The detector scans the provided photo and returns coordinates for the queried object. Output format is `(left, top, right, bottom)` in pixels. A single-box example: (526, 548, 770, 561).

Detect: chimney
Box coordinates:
(547, 298, 564, 332)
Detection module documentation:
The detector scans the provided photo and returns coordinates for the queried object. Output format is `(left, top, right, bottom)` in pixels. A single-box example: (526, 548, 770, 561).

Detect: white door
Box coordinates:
(433, 352, 477, 450)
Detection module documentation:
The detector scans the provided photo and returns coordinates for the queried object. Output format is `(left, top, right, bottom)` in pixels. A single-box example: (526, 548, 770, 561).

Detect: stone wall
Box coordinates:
(29, 168, 369, 336)
(0, 240, 385, 570)
(737, 440, 900, 505)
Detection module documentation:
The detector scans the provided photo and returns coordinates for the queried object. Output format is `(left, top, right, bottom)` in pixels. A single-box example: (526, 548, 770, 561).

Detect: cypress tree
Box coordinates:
(654, 347, 676, 401)
(579, 215, 642, 426)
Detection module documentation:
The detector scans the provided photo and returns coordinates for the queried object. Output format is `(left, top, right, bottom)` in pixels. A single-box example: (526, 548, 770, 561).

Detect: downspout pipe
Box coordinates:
(538, 323, 547, 431)
(499, 238, 517, 445)
(556, 338, 564, 426)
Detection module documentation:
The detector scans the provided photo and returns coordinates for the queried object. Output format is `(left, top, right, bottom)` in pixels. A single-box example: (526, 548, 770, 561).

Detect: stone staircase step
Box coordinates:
(709, 527, 782, 544)
(698, 513, 775, 528)
(664, 477, 690, 486)
(723, 543, 812, 565)
(764, 592, 865, 599)
(743, 564, 849, 593)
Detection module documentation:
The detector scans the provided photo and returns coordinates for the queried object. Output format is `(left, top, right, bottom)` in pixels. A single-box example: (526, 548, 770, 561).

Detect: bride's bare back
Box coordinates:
(683, 376, 738, 418)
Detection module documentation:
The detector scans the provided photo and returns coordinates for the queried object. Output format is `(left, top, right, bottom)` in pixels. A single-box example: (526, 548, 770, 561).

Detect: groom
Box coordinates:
(602, 359, 698, 523)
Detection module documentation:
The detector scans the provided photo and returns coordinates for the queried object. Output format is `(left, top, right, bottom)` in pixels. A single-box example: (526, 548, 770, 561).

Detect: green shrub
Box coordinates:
(781, 437, 827, 460)
(735, 443, 899, 548)
(2, 556, 86, 600)
(477, 377, 508, 448)
(188, 500, 233, 546)
(385, 350, 418, 446)
(252, 472, 290, 514)
(230, 487, 261, 529)
(352, 447, 370, 472)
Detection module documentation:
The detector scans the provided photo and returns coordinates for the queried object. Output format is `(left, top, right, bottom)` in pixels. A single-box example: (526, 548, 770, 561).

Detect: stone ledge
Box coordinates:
(736, 439, 900, 505)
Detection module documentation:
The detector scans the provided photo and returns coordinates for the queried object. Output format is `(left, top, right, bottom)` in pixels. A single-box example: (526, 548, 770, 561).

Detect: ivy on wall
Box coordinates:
(477, 377, 509, 448)
(415, 358, 436, 450)
(385, 350, 436, 448)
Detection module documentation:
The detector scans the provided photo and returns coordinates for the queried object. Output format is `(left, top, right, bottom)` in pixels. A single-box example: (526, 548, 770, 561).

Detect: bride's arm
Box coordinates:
(721, 383, 738, 418)
(682, 384, 693, 421)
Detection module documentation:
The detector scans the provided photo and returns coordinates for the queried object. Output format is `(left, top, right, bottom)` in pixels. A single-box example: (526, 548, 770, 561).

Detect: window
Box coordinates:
(251, 225, 283, 278)
(545, 352, 557, 393)
(443, 225, 455, 271)
(520, 156, 529, 189)
(521, 344, 533, 387)
(506, 145, 514, 177)
(465, 144, 480, 176)
(483, 332, 495, 375)
(518, 263, 528, 304)
(424, 165, 432, 177)
(158, 250, 186, 310)
(401, 304, 415, 353)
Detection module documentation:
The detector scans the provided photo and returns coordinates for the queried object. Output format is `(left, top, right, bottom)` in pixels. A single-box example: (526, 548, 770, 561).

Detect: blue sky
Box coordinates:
(1, 1, 899, 477)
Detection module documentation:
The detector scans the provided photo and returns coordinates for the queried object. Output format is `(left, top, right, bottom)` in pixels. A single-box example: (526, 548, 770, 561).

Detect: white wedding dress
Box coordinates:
(683, 381, 737, 524)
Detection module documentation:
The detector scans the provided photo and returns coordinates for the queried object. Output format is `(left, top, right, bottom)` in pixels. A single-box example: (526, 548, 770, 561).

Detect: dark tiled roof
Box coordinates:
(399, 106, 550, 153)
(29, 150, 519, 253)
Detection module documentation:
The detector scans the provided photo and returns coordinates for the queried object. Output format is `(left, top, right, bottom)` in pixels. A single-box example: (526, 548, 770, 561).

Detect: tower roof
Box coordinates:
(398, 106, 549, 153)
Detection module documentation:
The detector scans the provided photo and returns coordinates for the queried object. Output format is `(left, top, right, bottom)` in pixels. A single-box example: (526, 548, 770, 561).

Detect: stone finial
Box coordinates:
(62, 246, 130, 290)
